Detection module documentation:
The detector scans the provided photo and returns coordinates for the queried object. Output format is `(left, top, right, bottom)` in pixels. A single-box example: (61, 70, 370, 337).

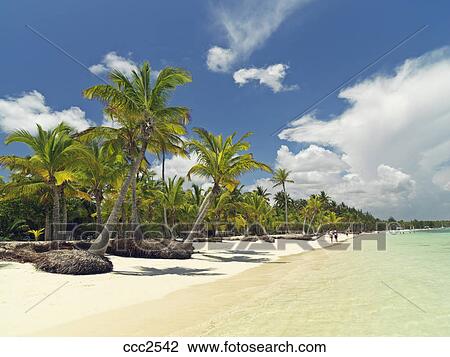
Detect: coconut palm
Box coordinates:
(148, 122, 188, 227)
(304, 195, 323, 234)
(0, 123, 87, 239)
(78, 141, 125, 226)
(240, 191, 273, 235)
(254, 185, 270, 202)
(186, 128, 272, 241)
(271, 168, 294, 233)
(83, 62, 191, 254)
(158, 176, 185, 226)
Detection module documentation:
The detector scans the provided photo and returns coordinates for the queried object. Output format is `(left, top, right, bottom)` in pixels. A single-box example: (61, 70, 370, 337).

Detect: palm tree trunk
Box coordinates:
(307, 208, 318, 234)
(186, 186, 218, 242)
(95, 190, 103, 226)
(283, 183, 289, 233)
(161, 150, 169, 230)
(44, 207, 51, 241)
(60, 187, 67, 238)
(130, 173, 139, 225)
(302, 215, 307, 235)
(51, 183, 60, 240)
(89, 138, 149, 255)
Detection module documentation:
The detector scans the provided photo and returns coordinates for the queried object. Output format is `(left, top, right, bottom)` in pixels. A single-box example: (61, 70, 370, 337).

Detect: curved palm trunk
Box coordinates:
(95, 190, 103, 226)
(161, 150, 169, 231)
(89, 138, 149, 255)
(283, 183, 289, 233)
(307, 208, 318, 234)
(51, 183, 60, 240)
(44, 207, 51, 241)
(302, 214, 307, 235)
(186, 186, 218, 242)
(130, 173, 139, 225)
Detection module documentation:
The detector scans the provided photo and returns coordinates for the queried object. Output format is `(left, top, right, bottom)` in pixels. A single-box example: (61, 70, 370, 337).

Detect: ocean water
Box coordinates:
(181, 230, 450, 336)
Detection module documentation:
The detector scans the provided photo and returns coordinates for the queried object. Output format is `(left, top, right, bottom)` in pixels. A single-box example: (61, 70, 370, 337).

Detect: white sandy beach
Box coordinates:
(0, 234, 351, 336)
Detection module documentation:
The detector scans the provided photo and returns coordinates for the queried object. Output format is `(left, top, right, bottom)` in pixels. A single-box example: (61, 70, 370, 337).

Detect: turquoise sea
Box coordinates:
(184, 229, 450, 336)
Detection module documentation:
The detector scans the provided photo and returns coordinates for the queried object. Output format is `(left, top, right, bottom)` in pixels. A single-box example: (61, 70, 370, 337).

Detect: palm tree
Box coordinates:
(186, 128, 271, 241)
(304, 195, 323, 234)
(254, 185, 270, 202)
(78, 141, 125, 226)
(83, 62, 191, 255)
(271, 168, 294, 233)
(0, 123, 86, 239)
(240, 191, 273, 236)
(158, 176, 185, 226)
(148, 122, 188, 228)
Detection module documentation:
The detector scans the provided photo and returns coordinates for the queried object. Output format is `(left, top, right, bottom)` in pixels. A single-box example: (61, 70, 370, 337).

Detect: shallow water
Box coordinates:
(179, 230, 450, 336)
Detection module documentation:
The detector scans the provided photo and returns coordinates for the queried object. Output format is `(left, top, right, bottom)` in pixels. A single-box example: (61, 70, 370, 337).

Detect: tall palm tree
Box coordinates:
(83, 62, 191, 255)
(148, 122, 188, 228)
(0, 123, 86, 239)
(78, 141, 125, 226)
(186, 128, 272, 241)
(271, 168, 294, 233)
(158, 176, 185, 226)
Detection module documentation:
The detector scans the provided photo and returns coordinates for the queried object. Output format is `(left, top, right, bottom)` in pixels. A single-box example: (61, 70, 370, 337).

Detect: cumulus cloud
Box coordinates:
(274, 48, 450, 218)
(0, 90, 93, 133)
(89, 52, 138, 77)
(206, 0, 311, 72)
(151, 155, 211, 190)
(233, 64, 298, 92)
(89, 52, 159, 79)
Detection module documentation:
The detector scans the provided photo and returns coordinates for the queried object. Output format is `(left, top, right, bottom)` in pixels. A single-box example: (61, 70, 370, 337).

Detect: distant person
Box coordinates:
(334, 231, 338, 242)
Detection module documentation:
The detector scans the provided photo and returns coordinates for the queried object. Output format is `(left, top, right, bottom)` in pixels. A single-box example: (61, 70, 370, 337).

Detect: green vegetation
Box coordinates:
(0, 60, 445, 244)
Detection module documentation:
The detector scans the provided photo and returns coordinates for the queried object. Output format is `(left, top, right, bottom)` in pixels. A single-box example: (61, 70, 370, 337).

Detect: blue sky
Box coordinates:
(1, 0, 450, 219)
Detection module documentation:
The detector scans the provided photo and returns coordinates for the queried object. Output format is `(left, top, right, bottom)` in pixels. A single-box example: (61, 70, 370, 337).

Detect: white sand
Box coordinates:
(0, 234, 350, 336)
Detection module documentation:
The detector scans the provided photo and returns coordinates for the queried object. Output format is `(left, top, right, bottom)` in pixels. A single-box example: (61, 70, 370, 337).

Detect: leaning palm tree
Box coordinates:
(0, 123, 87, 239)
(186, 128, 272, 241)
(83, 62, 191, 255)
(271, 168, 294, 233)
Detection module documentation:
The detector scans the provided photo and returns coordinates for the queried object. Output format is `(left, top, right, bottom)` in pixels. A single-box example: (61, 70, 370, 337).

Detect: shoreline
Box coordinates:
(1, 234, 351, 336)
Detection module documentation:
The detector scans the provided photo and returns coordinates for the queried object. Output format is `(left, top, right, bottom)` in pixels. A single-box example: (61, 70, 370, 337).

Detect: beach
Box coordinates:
(0, 234, 349, 336)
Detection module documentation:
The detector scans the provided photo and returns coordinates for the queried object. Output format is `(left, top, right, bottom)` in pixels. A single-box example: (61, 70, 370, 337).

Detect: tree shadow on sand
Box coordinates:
(113, 266, 224, 276)
(194, 252, 271, 263)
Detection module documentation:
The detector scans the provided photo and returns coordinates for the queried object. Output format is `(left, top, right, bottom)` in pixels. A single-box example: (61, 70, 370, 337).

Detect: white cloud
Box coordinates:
(0, 90, 93, 133)
(206, 46, 237, 73)
(89, 52, 138, 77)
(207, 0, 311, 72)
(233, 64, 298, 92)
(151, 155, 211, 190)
(275, 48, 450, 219)
(89, 52, 159, 79)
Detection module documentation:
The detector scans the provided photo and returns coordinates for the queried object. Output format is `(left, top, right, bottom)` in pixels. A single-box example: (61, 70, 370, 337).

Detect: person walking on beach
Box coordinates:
(334, 230, 338, 242)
